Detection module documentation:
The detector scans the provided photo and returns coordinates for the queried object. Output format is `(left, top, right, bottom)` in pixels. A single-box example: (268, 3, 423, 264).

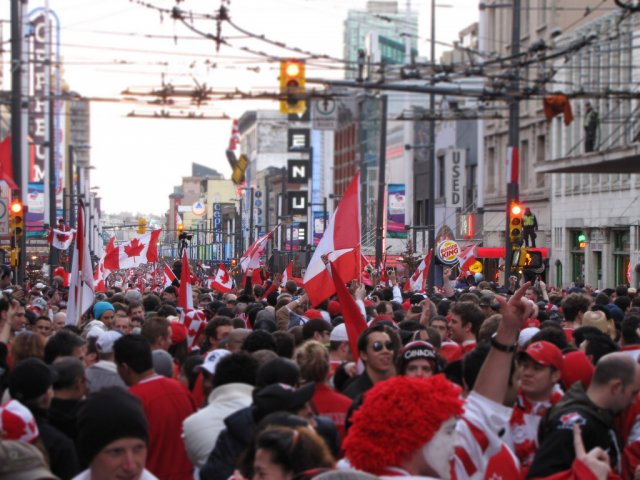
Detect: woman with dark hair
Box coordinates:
(252, 425, 335, 480)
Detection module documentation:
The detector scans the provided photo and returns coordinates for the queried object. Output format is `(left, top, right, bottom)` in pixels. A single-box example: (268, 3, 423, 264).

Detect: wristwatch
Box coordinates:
(490, 333, 517, 353)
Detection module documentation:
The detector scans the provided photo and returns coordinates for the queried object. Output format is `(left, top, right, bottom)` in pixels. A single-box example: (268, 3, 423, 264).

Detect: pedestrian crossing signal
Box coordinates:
(578, 233, 586, 249)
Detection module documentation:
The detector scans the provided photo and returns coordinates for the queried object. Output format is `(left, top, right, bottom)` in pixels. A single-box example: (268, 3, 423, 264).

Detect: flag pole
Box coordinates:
(76, 200, 85, 327)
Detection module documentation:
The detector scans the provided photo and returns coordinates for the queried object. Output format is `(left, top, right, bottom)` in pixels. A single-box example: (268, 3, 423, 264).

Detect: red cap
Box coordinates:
(303, 309, 324, 320)
(328, 300, 342, 317)
(561, 351, 594, 391)
(170, 321, 188, 345)
(519, 341, 563, 371)
(402, 300, 411, 312)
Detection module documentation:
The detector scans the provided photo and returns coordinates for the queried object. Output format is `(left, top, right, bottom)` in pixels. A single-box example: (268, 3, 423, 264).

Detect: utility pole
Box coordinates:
(426, 0, 436, 289)
(375, 95, 388, 268)
(11, 0, 26, 283)
(504, 0, 521, 287)
(48, 95, 58, 270)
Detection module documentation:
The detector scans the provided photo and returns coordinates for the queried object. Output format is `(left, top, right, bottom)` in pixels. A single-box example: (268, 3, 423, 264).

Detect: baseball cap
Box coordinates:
(303, 309, 324, 320)
(0, 441, 59, 480)
(169, 321, 188, 345)
(96, 330, 123, 354)
(329, 323, 348, 342)
(517, 340, 563, 371)
(199, 349, 231, 376)
(32, 297, 48, 311)
(252, 382, 315, 421)
(8, 358, 58, 403)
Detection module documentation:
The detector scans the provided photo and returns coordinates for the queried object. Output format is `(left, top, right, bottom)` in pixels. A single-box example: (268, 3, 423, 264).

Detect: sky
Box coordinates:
(2, 0, 479, 216)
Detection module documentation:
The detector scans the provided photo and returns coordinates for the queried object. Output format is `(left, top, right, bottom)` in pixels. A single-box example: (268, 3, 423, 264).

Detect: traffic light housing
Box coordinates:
(509, 201, 523, 244)
(137, 217, 147, 235)
(280, 59, 306, 115)
(9, 199, 24, 241)
(177, 224, 184, 234)
(231, 257, 238, 268)
(578, 232, 586, 249)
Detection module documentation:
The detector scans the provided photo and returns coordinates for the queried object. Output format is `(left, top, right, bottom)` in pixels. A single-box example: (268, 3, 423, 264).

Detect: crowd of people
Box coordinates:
(2, 259, 640, 480)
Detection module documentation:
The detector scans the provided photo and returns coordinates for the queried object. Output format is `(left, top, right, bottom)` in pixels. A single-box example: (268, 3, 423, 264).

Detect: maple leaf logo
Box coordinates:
(124, 238, 145, 258)
(220, 269, 229, 284)
(55, 233, 69, 243)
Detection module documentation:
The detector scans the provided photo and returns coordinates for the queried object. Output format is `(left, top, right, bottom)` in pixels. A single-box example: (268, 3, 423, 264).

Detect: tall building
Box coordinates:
(541, 10, 640, 288)
(479, 0, 618, 281)
(343, 1, 418, 80)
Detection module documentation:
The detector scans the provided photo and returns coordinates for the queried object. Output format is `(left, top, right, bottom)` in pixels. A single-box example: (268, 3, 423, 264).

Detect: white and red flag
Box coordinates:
(281, 261, 303, 288)
(66, 203, 95, 326)
(331, 262, 368, 363)
(409, 251, 433, 293)
(304, 173, 361, 306)
(181, 309, 206, 350)
(47, 227, 76, 250)
(163, 262, 177, 288)
(210, 263, 234, 293)
(506, 146, 519, 184)
(103, 230, 161, 271)
(239, 226, 278, 272)
(457, 243, 478, 275)
(178, 250, 193, 311)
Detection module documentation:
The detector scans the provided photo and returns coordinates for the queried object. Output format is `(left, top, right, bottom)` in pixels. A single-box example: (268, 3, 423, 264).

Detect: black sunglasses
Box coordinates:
(371, 340, 394, 352)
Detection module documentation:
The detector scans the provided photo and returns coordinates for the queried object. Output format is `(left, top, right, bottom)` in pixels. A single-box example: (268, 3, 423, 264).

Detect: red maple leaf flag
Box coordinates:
(103, 230, 162, 270)
(409, 250, 433, 293)
(304, 172, 361, 306)
(47, 227, 76, 250)
(66, 203, 95, 326)
(210, 263, 233, 293)
(180, 309, 206, 350)
(178, 250, 193, 311)
(239, 226, 278, 272)
(457, 243, 478, 276)
(331, 262, 368, 363)
(163, 262, 177, 288)
(124, 238, 145, 258)
(281, 261, 303, 288)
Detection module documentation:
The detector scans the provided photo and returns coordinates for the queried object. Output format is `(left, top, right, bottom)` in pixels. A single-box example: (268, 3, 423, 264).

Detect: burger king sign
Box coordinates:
(436, 240, 460, 266)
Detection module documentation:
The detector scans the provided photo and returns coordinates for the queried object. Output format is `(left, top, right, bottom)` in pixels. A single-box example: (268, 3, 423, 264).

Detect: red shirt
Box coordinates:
(130, 375, 196, 480)
(309, 383, 352, 441)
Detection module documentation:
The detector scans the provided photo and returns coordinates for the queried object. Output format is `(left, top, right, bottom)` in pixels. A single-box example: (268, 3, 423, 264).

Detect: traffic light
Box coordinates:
(177, 224, 184, 234)
(509, 201, 523, 244)
(231, 257, 238, 268)
(137, 217, 147, 235)
(9, 199, 24, 241)
(279, 59, 306, 115)
(578, 232, 586, 249)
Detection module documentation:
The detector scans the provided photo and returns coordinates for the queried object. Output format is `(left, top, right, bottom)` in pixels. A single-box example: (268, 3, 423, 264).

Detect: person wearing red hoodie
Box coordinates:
(114, 334, 196, 480)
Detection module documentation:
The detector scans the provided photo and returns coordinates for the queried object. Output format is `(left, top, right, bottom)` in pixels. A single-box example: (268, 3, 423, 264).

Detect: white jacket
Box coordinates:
(181, 382, 254, 468)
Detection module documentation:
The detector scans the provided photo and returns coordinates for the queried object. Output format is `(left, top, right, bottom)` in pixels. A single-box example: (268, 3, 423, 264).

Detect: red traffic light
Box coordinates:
(10, 200, 23, 214)
(285, 62, 301, 77)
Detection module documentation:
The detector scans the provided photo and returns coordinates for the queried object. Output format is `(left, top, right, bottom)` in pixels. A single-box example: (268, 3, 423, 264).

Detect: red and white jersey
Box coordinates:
(453, 392, 520, 479)
(504, 389, 564, 475)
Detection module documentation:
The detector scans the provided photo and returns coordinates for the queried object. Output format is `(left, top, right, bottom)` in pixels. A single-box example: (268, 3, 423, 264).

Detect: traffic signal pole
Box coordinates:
(504, 0, 521, 288)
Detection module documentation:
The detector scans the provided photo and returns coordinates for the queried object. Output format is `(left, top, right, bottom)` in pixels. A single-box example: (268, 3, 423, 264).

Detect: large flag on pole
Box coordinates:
(103, 230, 162, 271)
(66, 202, 95, 326)
(163, 262, 177, 288)
(177, 250, 193, 311)
(304, 173, 361, 306)
(457, 243, 478, 276)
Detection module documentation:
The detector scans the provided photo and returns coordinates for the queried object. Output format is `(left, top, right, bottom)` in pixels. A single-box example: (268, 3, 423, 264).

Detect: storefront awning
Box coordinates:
(476, 247, 549, 259)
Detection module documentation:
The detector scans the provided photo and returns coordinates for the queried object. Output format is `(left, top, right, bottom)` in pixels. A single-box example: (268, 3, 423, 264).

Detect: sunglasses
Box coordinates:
(371, 340, 394, 352)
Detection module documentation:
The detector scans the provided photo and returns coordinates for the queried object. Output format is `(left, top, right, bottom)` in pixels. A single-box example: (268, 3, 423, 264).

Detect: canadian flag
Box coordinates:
(178, 250, 193, 311)
(66, 203, 95, 326)
(457, 243, 478, 275)
(163, 262, 177, 288)
(304, 173, 361, 306)
(210, 263, 234, 293)
(239, 226, 277, 272)
(331, 262, 368, 363)
(47, 227, 76, 250)
(409, 251, 433, 292)
(181, 309, 206, 350)
(103, 230, 162, 271)
(281, 261, 303, 288)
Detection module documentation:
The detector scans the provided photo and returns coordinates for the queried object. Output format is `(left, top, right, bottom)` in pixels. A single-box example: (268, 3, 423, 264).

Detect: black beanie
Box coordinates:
(76, 387, 149, 464)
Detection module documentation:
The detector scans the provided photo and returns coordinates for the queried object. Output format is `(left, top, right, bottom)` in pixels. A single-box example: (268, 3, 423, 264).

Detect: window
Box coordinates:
(487, 146, 496, 192)
(437, 154, 445, 199)
(520, 139, 529, 189)
(536, 135, 546, 188)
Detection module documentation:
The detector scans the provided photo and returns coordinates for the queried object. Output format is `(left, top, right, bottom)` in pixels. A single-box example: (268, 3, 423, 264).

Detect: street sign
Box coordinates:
(312, 99, 338, 130)
(192, 200, 206, 216)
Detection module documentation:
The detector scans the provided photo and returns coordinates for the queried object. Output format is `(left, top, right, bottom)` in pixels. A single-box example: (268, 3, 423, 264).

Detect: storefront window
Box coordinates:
(570, 231, 585, 285)
(613, 230, 630, 286)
